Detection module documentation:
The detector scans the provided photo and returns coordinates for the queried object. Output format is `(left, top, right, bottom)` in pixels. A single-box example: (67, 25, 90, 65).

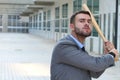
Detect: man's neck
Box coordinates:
(71, 32, 85, 44)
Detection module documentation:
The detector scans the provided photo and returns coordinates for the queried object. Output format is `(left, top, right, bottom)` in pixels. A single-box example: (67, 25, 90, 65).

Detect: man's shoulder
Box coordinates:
(57, 35, 75, 45)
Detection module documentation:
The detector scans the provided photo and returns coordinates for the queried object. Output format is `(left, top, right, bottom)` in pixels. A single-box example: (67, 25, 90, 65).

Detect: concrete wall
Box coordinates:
(0, 4, 31, 14)
(99, 0, 115, 14)
(117, 5, 120, 52)
(0, 0, 33, 4)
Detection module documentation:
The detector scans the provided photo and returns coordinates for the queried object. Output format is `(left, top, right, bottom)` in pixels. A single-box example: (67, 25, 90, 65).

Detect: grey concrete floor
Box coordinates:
(0, 33, 54, 80)
(0, 33, 119, 80)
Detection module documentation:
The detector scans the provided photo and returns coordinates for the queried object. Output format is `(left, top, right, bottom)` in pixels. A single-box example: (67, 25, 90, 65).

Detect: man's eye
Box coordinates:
(88, 20, 92, 24)
(80, 20, 85, 23)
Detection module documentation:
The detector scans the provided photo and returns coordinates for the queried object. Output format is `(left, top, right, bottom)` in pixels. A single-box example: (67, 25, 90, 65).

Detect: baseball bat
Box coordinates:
(82, 4, 107, 42)
(82, 4, 119, 61)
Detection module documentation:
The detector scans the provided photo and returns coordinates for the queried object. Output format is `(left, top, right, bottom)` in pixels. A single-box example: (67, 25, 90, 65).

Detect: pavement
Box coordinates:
(0, 33, 119, 80)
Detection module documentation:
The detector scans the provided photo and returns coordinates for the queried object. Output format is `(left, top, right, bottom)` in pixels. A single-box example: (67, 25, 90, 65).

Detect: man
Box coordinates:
(50, 10, 119, 80)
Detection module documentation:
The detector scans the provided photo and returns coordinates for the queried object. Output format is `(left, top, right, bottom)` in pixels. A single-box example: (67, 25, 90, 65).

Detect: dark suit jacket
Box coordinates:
(50, 35, 114, 80)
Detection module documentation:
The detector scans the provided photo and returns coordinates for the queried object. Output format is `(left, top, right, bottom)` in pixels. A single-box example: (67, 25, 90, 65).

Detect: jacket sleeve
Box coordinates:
(90, 70, 105, 78)
(57, 44, 115, 72)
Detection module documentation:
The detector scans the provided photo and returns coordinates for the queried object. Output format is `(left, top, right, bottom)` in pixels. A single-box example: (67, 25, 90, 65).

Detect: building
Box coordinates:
(0, 0, 120, 54)
(0, 0, 34, 33)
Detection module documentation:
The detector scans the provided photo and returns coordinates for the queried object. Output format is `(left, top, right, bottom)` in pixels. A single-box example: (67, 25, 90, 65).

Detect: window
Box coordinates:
(47, 10, 51, 31)
(92, 16, 99, 36)
(43, 12, 46, 31)
(8, 15, 20, 26)
(112, 13, 115, 44)
(108, 13, 111, 40)
(62, 3, 68, 33)
(103, 14, 106, 35)
(35, 14, 38, 29)
(0, 15, 2, 26)
(62, 4, 68, 18)
(39, 13, 42, 30)
(33, 14, 38, 29)
(87, 0, 99, 14)
(29, 16, 32, 29)
(8, 15, 28, 33)
(73, 0, 82, 13)
(33, 15, 36, 28)
(55, 7, 60, 32)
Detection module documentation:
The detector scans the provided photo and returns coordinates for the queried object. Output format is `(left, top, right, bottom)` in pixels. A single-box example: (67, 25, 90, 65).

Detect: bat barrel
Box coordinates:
(82, 4, 107, 42)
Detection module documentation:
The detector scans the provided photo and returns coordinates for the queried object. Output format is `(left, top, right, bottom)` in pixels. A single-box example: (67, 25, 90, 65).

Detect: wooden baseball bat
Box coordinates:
(82, 4, 107, 42)
(82, 4, 119, 61)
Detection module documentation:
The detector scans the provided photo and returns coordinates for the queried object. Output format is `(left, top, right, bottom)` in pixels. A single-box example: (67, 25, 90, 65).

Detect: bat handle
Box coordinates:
(115, 57, 119, 61)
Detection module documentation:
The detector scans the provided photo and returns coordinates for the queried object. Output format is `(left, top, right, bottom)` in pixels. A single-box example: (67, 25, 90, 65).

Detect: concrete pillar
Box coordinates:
(2, 14, 8, 32)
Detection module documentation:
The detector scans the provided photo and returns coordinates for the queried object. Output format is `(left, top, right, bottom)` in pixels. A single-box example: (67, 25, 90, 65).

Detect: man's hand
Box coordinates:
(104, 41, 119, 61)
(104, 41, 114, 52)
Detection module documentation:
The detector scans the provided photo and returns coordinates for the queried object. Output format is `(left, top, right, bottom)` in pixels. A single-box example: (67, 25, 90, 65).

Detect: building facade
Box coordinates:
(0, 0, 119, 54)
(0, 0, 33, 33)
(27, 0, 120, 54)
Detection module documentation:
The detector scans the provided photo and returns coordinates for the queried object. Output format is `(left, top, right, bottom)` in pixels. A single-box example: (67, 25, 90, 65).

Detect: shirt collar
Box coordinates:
(69, 35, 84, 48)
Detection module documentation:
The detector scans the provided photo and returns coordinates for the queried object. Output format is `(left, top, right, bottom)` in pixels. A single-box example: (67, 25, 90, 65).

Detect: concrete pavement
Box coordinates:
(0, 33, 54, 80)
(0, 33, 119, 80)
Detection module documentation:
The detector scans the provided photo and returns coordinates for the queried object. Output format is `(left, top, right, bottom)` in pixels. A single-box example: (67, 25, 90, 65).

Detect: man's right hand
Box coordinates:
(104, 41, 119, 61)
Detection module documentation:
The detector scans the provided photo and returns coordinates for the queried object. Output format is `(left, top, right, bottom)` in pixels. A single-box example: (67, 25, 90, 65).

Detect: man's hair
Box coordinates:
(70, 10, 91, 24)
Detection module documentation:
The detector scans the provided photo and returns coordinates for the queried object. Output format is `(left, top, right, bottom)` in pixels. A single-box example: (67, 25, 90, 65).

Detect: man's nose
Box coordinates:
(85, 20, 89, 25)
(85, 20, 91, 25)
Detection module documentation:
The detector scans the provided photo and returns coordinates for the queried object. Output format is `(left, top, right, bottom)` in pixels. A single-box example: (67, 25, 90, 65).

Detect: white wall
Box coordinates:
(99, 0, 115, 14)
(117, 5, 120, 52)
(0, 0, 33, 4)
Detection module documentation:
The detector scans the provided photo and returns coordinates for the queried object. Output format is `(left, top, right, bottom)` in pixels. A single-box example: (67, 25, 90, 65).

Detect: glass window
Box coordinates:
(43, 12, 46, 31)
(55, 7, 60, 19)
(0, 15, 2, 26)
(33, 15, 36, 28)
(8, 15, 19, 26)
(55, 7, 60, 32)
(35, 14, 38, 29)
(33, 14, 38, 29)
(112, 13, 115, 44)
(39, 13, 42, 30)
(8, 15, 28, 33)
(87, 0, 99, 14)
(92, 16, 99, 36)
(29, 16, 32, 28)
(108, 13, 111, 40)
(73, 0, 82, 13)
(47, 10, 51, 31)
(93, 0, 99, 14)
(62, 4, 68, 18)
(103, 14, 106, 35)
(62, 3, 68, 33)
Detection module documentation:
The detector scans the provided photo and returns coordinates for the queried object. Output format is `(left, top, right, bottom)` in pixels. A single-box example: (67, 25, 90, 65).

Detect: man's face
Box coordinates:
(72, 13, 92, 37)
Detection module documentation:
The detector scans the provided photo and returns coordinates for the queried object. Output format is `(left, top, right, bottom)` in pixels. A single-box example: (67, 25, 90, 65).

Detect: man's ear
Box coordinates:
(70, 24, 75, 31)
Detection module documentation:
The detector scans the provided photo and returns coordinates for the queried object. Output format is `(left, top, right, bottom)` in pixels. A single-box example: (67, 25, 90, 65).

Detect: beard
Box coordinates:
(74, 26, 91, 37)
